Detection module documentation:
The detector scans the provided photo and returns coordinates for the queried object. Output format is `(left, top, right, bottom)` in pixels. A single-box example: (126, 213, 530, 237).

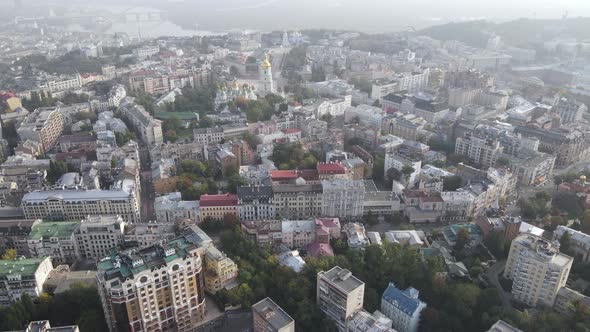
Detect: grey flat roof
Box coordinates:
(252, 297, 294, 330)
(320, 266, 364, 293)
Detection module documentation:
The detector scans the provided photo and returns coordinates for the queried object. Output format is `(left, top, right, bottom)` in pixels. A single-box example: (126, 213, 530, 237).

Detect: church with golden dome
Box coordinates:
(215, 54, 275, 107)
(258, 53, 275, 96)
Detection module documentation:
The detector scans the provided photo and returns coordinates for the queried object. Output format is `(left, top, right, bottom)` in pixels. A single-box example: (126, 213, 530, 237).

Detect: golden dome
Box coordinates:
(260, 53, 271, 69)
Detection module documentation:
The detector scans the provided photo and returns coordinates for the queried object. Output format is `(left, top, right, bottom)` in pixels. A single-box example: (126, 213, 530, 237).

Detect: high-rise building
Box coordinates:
(504, 234, 573, 307)
(252, 297, 295, 332)
(317, 266, 365, 331)
(380, 282, 426, 332)
(97, 237, 206, 332)
(17, 107, 65, 153)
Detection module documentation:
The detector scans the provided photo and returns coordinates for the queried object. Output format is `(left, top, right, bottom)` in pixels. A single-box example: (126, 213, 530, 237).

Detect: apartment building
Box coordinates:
(344, 223, 369, 249)
(371, 69, 430, 100)
(553, 287, 590, 316)
(124, 222, 176, 249)
(21, 321, 79, 332)
(504, 234, 573, 307)
(381, 114, 427, 141)
(321, 179, 365, 219)
(155, 192, 200, 223)
(237, 186, 275, 221)
(21, 189, 140, 223)
(198, 194, 238, 221)
(252, 297, 295, 332)
(381, 282, 426, 332)
(97, 237, 206, 332)
(440, 191, 474, 223)
(0, 219, 40, 257)
(272, 182, 323, 219)
(128, 71, 170, 95)
(515, 125, 589, 166)
(193, 127, 224, 146)
(553, 226, 590, 263)
(17, 107, 65, 153)
(149, 142, 206, 164)
(27, 222, 80, 265)
(347, 310, 396, 332)
(455, 133, 504, 167)
(384, 151, 422, 187)
(553, 98, 587, 124)
(0, 256, 53, 305)
(119, 100, 163, 146)
(317, 266, 365, 332)
(75, 215, 127, 262)
(40, 74, 83, 93)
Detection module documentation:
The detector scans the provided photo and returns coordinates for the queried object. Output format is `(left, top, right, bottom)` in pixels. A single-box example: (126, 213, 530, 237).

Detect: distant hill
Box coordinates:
(418, 17, 590, 48)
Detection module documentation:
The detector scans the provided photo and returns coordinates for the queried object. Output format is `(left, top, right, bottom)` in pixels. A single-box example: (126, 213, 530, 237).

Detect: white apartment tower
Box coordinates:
(504, 234, 573, 307)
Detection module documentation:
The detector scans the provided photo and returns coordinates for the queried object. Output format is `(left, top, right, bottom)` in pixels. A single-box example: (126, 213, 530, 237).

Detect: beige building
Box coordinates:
(252, 297, 295, 332)
(504, 234, 573, 307)
(198, 194, 238, 221)
(27, 222, 80, 265)
(119, 99, 163, 146)
(21, 189, 140, 223)
(273, 182, 323, 219)
(97, 237, 206, 332)
(317, 266, 365, 331)
(0, 256, 53, 305)
(17, 107, 65, 153)
(75, 215, 127, 262)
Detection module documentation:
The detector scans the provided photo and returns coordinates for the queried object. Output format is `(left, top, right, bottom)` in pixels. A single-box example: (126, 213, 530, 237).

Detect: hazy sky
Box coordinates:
(6, 0, 590, 32)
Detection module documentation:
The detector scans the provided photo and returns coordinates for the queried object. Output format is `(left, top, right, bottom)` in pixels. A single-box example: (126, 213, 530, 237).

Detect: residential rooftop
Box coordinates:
(29, 222, 80, 240)
(252, 297, 295, 331)
(320, 266, 364, 293)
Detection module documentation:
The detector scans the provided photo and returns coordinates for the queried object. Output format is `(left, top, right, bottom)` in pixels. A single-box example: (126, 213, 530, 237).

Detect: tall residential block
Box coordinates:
(317, 266, 365, 331)
(504, 234, 573, 307)
(97, 237, 206, 332)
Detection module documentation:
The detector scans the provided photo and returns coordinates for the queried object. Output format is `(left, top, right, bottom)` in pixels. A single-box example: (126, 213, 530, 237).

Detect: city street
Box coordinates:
(140, 170, 155, 222)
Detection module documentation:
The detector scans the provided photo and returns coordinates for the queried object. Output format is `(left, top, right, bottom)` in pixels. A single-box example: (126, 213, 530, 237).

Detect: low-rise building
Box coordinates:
(553, 287, 590, 316)
(252, 297, 295, 332)
(237, 186, 275, 221)
(199, 194, 238, 221)
(0, 257, 53, 305)
(155, 192, 200, 223)
(347, 310, 396, 332)
(553, 226, 590, 263)
(384, 231, 427, 249)
(272, 182, 323, 219)
(75, 215, 127, 262)
(381, 282, 426, 332)
(344, 223, 369, 249)
(27, 222, 80, 265)
(0, 219, 40, 257)
(322, 179, 365, 219)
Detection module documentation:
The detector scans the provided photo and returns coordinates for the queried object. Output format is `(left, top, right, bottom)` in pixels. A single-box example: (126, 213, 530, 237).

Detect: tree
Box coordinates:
(227, 174, 246, 194)
(47, 160, 69, 184)
(443, 175, 463, 191)
(1, 249, 16, 260)
(229, 65, 240, 77)
(386, 168, 402, 182)
(559, 231, 574, 257)
(454, 227, 469, 252)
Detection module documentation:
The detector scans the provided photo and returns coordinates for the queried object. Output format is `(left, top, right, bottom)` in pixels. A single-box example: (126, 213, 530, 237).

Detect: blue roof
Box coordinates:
(382, 282, 422, 316)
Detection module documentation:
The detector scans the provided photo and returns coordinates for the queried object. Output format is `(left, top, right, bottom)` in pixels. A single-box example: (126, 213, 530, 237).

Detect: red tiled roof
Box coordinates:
(270, 170, 299, 180)
(0, 92, 16, 100)
(270, 169, 318, 181)
(307, 242, 334, 257)
(317, 162, 346, 174)
(199, 194, 238, 207)
(282, 128, 301, 134)
(316, 217, 340, 228)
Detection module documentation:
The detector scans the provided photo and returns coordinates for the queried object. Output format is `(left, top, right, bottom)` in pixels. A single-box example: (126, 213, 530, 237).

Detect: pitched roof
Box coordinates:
(199, 194, 238, 207)
(317, 162, 346, 174)
(382, 282, 423, 317)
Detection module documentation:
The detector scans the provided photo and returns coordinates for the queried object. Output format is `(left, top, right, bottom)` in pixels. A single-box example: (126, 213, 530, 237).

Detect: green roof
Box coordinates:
(154, 111, 200, 121)
(0, 257, 48, 277)
(98, 236, 197, 282)
(28, 222, 80, 240)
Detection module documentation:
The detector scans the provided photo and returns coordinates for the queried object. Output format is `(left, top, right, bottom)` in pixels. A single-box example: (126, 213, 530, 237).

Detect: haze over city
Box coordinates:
(1, 1, 590, 332)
